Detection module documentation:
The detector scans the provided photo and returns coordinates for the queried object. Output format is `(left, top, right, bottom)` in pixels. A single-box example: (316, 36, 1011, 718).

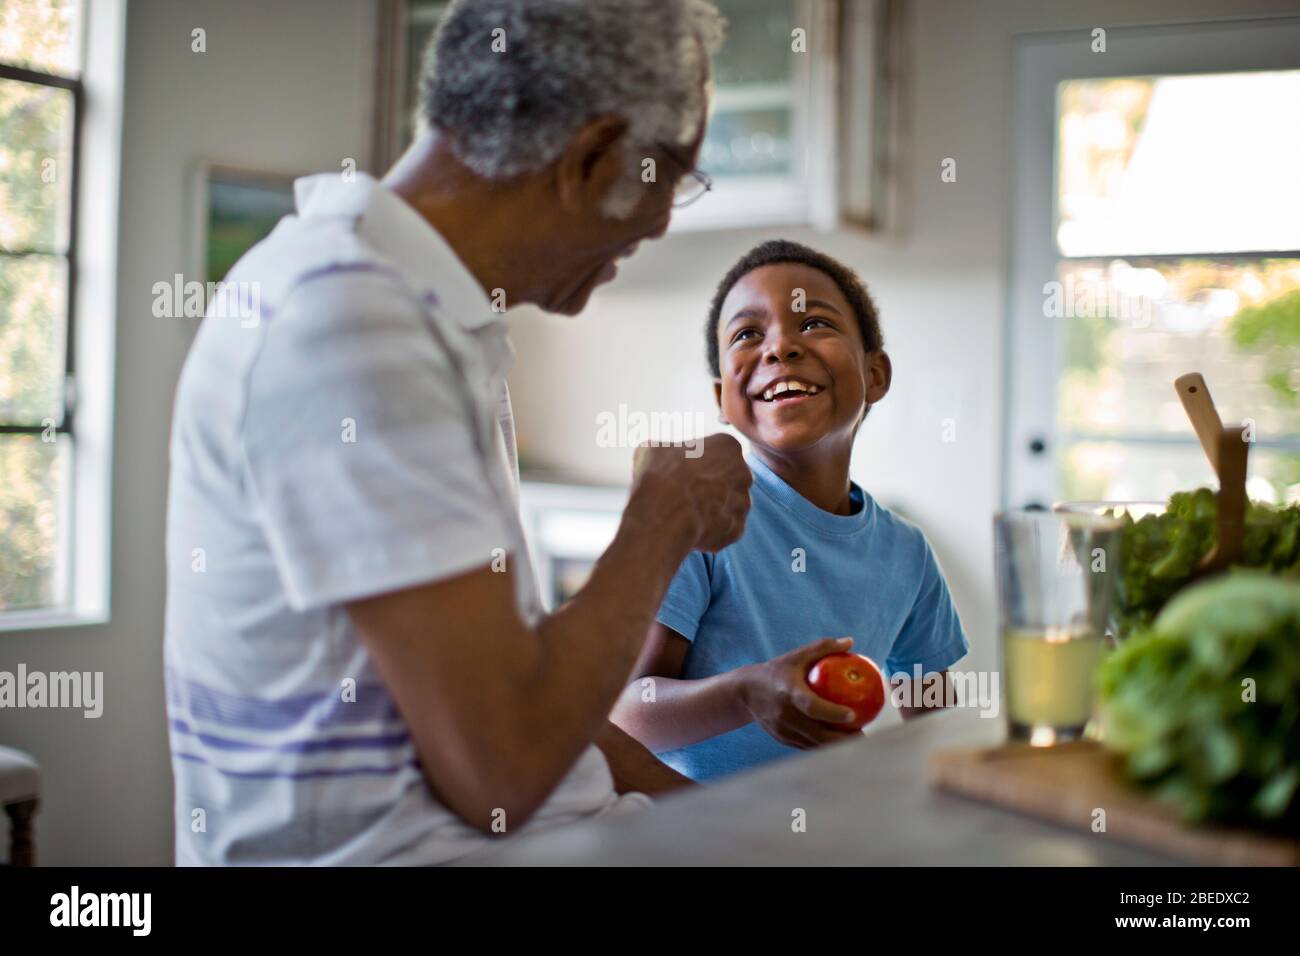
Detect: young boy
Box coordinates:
(611, 239, 968, 781)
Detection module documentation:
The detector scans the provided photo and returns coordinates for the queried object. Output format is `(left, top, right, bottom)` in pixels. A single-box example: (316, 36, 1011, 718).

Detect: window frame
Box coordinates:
(669, 0, 841, 233)
(1004, 15, 1300, 510)
(1, 0, 125, 630)
(0, 46, 83, 617)
(0, 60, 83, 439)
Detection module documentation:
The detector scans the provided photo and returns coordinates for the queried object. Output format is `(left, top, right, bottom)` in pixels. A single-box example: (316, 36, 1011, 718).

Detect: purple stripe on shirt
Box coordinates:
(247, 263, 437, 326)
(294, 261, 407, 289)
(165, 669, 402, 732)
(173, 751, 419, 780)
(169, 719, 410, 753)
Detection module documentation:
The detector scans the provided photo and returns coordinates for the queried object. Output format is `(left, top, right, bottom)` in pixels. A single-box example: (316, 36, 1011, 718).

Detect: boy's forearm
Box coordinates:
(610, 665, 757, 753)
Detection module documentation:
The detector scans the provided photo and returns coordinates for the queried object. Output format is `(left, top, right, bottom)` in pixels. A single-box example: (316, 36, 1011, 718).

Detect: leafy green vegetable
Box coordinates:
(1114, 488, 1300, 633)
(1099, 572, 1300, 828)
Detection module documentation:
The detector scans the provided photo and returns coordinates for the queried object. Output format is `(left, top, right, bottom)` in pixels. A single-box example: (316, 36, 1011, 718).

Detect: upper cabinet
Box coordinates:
(678, 0, 835, 231)
(373, 0, 902, 234)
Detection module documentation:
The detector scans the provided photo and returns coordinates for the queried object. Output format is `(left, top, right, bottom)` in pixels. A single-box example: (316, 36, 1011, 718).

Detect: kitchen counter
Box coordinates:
(473, 708, 1179, 865)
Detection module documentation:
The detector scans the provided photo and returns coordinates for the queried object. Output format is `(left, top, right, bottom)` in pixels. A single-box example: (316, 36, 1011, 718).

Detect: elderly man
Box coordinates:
(164, 0, 748, 865)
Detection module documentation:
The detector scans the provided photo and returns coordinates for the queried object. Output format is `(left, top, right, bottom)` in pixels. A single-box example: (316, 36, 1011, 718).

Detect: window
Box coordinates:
(1006, 18, 1300, 509)
(671, 0, 841, 232)
(0, 0, 119, 629)
(0, 0, 83, 613)
(375, 0, 889, 232)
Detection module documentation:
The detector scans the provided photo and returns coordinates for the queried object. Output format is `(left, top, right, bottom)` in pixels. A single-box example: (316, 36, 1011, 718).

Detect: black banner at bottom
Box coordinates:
(0, 865, 1291, 941)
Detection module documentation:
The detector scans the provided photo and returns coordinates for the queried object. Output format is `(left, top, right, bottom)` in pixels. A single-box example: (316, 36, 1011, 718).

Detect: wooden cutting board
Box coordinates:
(930, 741, 1300, 866)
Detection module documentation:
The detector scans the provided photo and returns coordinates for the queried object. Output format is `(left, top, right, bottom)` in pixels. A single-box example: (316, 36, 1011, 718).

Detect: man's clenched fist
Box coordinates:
(629, 434, 752, 554)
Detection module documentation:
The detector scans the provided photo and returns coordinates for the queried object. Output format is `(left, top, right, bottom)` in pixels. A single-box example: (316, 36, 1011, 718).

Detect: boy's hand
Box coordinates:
(628, 434, 752, 554)
(739, 638, 863, 749)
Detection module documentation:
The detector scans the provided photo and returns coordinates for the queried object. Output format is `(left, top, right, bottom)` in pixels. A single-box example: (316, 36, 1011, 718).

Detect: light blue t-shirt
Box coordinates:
(655, 455, 968, 781)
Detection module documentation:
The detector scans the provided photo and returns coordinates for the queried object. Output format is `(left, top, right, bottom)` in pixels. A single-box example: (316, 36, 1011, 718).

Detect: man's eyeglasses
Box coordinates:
(657, 141, 713, 208)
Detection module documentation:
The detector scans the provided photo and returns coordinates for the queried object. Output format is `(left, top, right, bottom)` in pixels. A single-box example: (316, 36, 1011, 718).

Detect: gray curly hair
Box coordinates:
(422, 0, 726, 217)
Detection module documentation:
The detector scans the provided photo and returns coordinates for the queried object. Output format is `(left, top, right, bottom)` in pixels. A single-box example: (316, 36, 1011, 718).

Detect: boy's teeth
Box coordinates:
(759, 382, 816, 400)
(761, 380, 819, 401)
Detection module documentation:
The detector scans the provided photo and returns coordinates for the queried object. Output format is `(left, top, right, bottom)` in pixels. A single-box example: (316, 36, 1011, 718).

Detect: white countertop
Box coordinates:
(470, 708, 1179, 866)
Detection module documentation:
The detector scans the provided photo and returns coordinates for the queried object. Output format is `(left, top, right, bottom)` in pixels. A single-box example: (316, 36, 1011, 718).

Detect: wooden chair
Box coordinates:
(0, 746, 40, 866)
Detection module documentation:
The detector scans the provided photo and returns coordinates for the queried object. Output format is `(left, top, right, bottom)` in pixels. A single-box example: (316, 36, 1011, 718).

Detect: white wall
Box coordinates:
(1, 0, 375, 865)
(506, 0, 1300, 681)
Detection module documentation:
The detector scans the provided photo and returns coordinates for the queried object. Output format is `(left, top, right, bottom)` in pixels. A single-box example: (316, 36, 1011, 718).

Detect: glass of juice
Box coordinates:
(993, 509, 1121, 746)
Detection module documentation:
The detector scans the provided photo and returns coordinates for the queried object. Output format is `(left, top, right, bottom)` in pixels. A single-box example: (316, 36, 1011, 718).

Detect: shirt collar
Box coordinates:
(293, 172, 501, 332)
(748, 453, 872, 536)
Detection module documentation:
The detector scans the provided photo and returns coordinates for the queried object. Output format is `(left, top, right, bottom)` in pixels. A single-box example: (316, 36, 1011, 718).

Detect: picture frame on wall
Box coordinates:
(190, 162, 298, 285)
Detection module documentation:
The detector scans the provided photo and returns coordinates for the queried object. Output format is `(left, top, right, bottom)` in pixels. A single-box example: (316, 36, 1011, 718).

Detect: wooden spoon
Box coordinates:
(1197, 424, 1248, 576)
(1174, 372, 1224, 477)
(1173, 373, 1248, 576)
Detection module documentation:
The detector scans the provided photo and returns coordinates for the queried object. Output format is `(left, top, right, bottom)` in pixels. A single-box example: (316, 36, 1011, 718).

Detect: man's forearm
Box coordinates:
(511, 440, 749, 799)
(523, 507, 694, 756)
(349, 519, 696, 832)
(595, 721, 695, 796)
(347, 438, 750, 831)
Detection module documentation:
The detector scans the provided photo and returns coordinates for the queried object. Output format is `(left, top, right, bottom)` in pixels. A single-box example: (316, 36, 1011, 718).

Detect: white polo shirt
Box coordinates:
(164, 172, 639, 865)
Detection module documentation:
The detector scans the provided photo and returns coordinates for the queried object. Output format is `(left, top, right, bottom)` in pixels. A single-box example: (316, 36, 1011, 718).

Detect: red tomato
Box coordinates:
(806, 652, 886, 730)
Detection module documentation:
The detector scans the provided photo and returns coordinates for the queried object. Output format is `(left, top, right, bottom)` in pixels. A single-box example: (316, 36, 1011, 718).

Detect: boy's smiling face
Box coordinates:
(714, 263, 891, 456)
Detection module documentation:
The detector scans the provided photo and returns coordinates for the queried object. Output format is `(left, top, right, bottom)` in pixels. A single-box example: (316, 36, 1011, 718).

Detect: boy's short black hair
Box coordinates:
(705, 239, 883, 378)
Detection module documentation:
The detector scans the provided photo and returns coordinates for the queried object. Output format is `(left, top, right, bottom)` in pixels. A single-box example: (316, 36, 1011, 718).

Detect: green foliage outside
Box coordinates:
(1, 0, 76, 611)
